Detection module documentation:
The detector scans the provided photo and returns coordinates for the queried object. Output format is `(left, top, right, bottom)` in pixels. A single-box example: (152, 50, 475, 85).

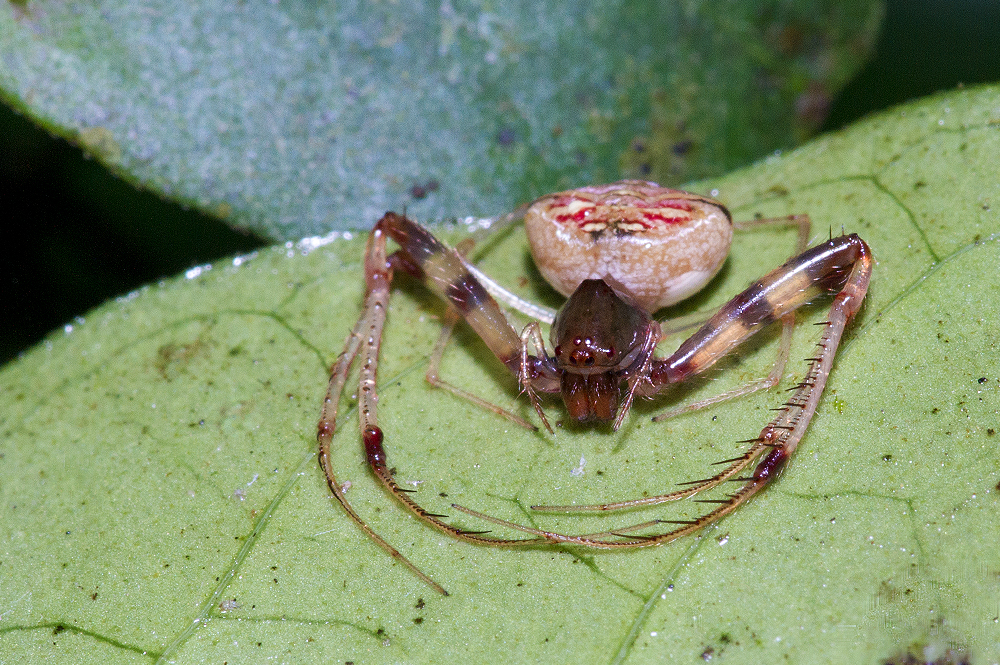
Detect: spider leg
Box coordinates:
(381, 212, 561, 393)
(451, 503, 666, 541)
(317, 226, 450, 595)
(319, 213, 569, 593)
(613, 322, 662, 431)
(519, 322, 555, 433)
(652, 213, 812, 422)
(421, 233, 539, 429)
(356, 217, 561, 542)
(464, 260, 556, 324)
(529, 437, 768, 514)
(732, 213, 811, 250)
(651, 310, 796, 422)
(515, 234, 871, 546)
(425, 306, 537, 430)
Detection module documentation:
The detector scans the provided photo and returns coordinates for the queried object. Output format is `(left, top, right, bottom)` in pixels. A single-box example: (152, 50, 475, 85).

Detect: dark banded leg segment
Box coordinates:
(652, 213, 813, 422)
(454, 234, 872, 546)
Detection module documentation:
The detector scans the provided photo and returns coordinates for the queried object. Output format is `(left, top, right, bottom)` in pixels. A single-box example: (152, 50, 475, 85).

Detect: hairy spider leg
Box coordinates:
(454, 234, 872, 547)
(317, 226, 452, 595)
(425, 306, 537, 430)
(318, 213, 568, 593)
(652, 213, 812, 421)
(423, 237, 537, 430)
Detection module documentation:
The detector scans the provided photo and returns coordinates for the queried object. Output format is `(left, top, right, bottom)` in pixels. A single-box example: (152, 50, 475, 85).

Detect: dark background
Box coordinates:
(2, 0, 999, 364)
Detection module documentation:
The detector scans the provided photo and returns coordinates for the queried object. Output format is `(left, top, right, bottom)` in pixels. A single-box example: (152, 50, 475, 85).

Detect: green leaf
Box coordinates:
(0, 1, 883, 240)
(2, 85, 998, 663)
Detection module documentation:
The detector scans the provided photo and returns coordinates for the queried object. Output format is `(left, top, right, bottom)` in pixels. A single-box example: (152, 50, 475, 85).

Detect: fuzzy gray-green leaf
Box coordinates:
(0, 1, 882, 240)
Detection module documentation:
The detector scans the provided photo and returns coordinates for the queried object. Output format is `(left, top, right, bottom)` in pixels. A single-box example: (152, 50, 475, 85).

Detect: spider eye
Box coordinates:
(606, 345, 615, 359)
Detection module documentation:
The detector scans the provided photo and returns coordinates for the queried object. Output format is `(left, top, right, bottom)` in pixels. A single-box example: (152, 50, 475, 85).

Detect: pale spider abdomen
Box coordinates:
(524, 180, 733, 312)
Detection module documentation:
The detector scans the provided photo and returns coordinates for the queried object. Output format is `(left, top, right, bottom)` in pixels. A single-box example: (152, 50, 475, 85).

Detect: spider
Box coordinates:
(317, 180, 872, 595)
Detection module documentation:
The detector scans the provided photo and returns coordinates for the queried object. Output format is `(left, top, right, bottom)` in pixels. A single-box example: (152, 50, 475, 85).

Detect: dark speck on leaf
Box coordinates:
(410, 180, 439, 200)
(497, 127, 516, 146)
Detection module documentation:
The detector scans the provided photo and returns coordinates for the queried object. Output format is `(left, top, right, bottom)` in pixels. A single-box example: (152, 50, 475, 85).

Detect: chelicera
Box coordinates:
(317, 180, 872, 595)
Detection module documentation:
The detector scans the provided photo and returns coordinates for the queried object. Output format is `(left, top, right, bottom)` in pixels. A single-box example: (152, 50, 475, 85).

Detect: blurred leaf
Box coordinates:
(2, 85, 998, 663)
(0, 0, 882, 240)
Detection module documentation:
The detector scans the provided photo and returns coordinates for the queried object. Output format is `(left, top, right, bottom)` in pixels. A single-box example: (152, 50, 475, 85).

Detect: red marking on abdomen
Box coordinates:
(641, 213, 689, 225)
(551, 210, 691, 230)
(651, 199, 694, 212)
(549, 199, 696, 230)
(553, 207, 594, 224)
